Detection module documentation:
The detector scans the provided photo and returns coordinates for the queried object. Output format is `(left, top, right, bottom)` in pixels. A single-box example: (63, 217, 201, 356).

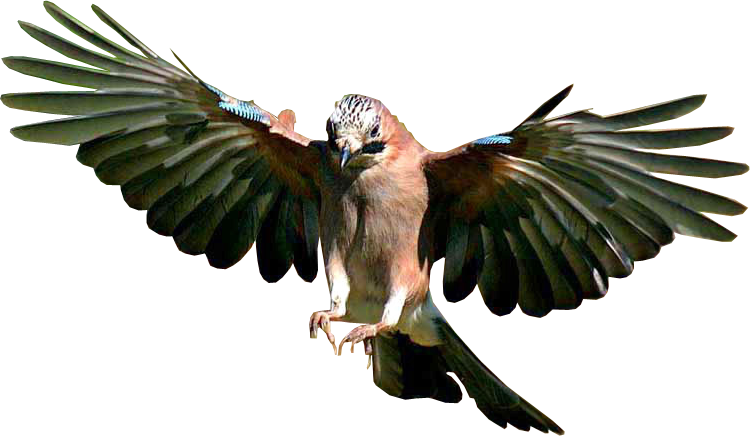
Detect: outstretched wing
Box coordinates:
(421, 85, 747, 317)
(2, 2, 321, 282)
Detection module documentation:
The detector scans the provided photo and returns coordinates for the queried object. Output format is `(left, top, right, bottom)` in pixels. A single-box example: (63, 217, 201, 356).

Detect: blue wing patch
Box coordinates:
(217, 100, 268, 124)
(203, 82, 270, 125)
(473, 134, 514, 146)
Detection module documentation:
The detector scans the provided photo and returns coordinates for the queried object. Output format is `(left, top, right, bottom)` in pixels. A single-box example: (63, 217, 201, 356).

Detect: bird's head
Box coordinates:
(327, 94, 395, 171)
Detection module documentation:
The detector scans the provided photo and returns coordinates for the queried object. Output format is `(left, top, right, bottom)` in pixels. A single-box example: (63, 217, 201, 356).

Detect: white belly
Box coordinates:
(397, 292, 444, 346)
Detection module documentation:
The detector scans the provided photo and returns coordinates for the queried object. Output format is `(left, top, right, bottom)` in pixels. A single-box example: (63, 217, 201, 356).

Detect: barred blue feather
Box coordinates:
(217, 100, 267, 123)
(473, 134, 513, 146)
(204, 83, 269, 124)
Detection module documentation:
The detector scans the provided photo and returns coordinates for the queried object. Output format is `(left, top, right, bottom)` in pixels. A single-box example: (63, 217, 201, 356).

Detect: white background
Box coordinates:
(0, 0, 750, 436)
(565, 239, 750, 436)
(0, 366, 367, 436)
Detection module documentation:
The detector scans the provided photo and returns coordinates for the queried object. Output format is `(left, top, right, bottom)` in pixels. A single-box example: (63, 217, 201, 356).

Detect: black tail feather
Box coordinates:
(371, 321, 563, 434)
(436, 320, 564, 434)
(372, 332, 462, 403)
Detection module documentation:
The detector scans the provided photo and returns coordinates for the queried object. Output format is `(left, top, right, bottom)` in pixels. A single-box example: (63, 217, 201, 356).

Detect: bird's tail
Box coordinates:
(435, 319, 564, 434)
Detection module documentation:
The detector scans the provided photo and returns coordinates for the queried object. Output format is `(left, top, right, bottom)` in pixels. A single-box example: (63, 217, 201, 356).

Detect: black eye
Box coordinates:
(369, 124, 380, 138)
(361, 141, 385, 154)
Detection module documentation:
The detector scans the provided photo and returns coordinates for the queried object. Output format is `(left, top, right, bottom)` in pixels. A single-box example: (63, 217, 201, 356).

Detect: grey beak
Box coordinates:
(340, 146, 352, 169)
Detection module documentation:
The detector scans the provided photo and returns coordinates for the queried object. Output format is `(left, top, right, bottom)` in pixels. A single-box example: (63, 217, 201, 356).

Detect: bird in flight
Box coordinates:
(3, 3, 748, 434)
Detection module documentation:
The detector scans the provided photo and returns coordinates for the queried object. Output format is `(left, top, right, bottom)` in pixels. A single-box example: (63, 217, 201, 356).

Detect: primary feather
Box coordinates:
(3, 1, 321, 279)
(423, 84, 747, 318)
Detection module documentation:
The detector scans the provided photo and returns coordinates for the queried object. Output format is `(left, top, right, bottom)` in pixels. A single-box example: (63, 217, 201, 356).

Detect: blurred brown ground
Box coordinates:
(0, 1, 750, 436)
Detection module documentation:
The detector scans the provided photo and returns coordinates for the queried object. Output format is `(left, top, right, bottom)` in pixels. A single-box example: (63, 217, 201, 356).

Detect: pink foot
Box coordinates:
(338, 324, 379, 356)
(309, 311, 337, 355)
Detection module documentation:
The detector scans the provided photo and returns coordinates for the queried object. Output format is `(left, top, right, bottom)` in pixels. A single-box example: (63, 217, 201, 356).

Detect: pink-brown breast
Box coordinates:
(320, 131, 432, 323)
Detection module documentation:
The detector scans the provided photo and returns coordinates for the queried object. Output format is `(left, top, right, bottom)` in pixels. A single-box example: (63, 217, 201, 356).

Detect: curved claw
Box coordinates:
(337, 324, 379, 356)
(309, 311, 337, 355)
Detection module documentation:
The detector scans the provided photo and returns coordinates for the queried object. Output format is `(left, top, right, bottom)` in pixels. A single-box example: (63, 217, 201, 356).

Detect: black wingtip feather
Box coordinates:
(290, 198, 320, 282)
(255, 195, 295, 283)
(517, 84, 574, 129)
(600, 94, 709, 130)
(0, 93, 13, 108)
(90, 4, 160, 60)
(736, 162, 749, 176)
(443, 219, 480, 303)
(170, 49, 199, 80)
(684, 126, 735, 146)
(16, 21, 49, 44)
(292, 248, 318, 283)
(43, 2, 62, 17)
(693, 94, 707, 107)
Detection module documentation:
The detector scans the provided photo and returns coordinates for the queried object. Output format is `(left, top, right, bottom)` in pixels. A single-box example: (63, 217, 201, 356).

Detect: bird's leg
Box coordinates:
(310, 269, 350, 354)
(338, 292, 406, 356)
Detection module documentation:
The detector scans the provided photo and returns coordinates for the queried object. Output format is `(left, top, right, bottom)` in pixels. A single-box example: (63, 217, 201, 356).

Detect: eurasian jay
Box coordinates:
(3, 3, 747, 434)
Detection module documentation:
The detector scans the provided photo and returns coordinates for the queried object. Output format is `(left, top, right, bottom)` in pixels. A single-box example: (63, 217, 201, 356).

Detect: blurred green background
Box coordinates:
(0, 0, 750, 435)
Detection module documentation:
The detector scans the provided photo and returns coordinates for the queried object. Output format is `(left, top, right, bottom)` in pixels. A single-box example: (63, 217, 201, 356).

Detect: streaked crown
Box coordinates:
(329, 94, 383, 139)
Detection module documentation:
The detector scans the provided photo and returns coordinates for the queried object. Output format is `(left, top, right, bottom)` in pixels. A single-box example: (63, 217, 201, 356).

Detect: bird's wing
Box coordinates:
(421, 85, 747, 317)
(2, 2, 322, 282)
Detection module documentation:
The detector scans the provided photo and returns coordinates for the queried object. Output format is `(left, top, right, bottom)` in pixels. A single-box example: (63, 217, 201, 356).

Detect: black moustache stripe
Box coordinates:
(361, 141, 386, 154)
